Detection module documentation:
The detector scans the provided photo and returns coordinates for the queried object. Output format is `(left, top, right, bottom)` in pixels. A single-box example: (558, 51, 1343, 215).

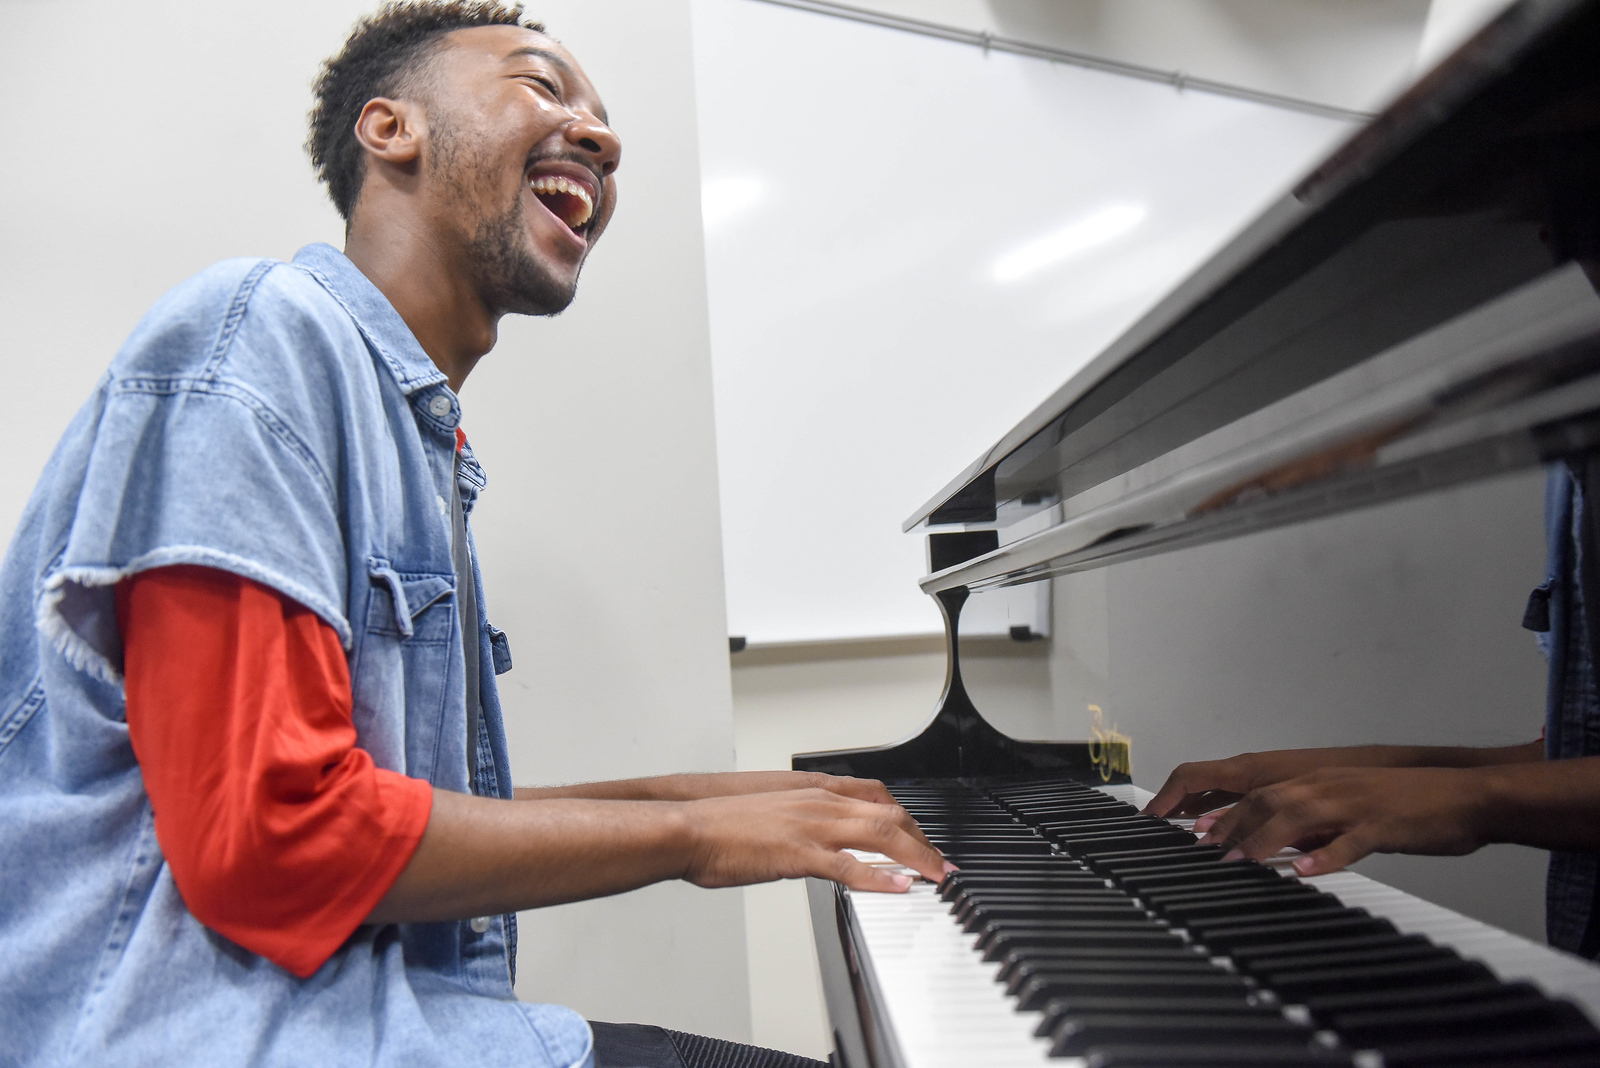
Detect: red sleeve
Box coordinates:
(117, 564, 434, 978)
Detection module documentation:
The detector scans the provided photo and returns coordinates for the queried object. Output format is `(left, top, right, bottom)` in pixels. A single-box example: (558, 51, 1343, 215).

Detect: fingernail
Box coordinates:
(891, 873, 912, 890)
(1292, 856, 1317, 876)
(1197, 833, 1214, 844)
(1222, 849, 1243, 862)
(942, 861, 959, 874)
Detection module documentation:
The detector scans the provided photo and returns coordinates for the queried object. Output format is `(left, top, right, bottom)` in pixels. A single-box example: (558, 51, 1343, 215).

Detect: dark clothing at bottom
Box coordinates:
(589, 1022, 827, 1068)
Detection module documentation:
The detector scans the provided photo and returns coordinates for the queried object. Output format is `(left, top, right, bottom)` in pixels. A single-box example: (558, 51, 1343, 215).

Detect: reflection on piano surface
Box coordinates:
(793, 1, 1600, 1064)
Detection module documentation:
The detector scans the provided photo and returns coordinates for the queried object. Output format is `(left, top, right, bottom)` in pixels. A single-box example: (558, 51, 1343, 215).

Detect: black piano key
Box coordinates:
(1329, 990, 1590, 1046)
(939, 870, 1105, 895)
(1264, 957, 1495, 1000)
(1139, 880, 1316, 908)
(940, 841, 1059, 855)
(1227, 932, 1436, 969)
(982, 928, 1183, 960)
(1016, 804, 1141, 819)
(950, 885, 1127, 904)
(953, 894, 1135, 923)
(1117, 862, 1280, 894)
(1051, 1014, 1313, 1058)
(1088, 844, 1228, 872)
(1194, 913, 1397, 953)
(1161, 892, 1343, 925)
(1012, 798, 1137, 812)
(1238, 941, 1454, 978)
(1061, 830, 1200, 858)
(1006, 960, 1222, 997)
(997, 946, 1212, 986)
(1299, 978, 1542, 1020)
(940, 852, 1064, 864)
(1077, 1043, 1352, 1067)
(1017, 971, 1254, 1008)
(954, 890, 1137, 912)
(963, 903, 1146, 932)
(1181, 904, 1358, 937)
(1033, 996, 1277, 1037)
(1107, 858, 1274, 883)
(976, 918, 1169, 951)
(1041, 817, 1174, 835)
(1368, 1025, 1600, 1066)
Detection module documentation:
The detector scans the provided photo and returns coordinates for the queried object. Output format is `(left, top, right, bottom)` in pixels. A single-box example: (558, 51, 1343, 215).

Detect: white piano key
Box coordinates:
(848, 881, 1069, 1068)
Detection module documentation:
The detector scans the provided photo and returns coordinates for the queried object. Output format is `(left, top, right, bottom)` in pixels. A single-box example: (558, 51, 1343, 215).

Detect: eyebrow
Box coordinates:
(505, 46, 610, 125)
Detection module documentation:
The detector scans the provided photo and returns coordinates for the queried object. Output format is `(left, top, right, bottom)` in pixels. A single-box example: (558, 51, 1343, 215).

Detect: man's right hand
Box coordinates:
(680, 787, 951, 893)
(1143, 748, 1389, 818)
(1142, 741, 1547, 820)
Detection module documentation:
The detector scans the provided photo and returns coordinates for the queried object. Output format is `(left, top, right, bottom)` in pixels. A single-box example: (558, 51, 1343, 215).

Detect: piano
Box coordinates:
(792, 1, 1600, 1065)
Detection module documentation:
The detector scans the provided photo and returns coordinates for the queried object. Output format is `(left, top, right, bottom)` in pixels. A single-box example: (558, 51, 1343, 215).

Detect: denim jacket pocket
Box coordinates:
(365, 559, 454, 642)
(488, 625, 513, 675)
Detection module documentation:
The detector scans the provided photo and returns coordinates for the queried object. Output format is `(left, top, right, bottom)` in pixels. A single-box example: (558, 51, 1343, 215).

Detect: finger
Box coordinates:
(1142, 770, 1202, 817)
(1221, 806, 1327, 863)
(1198, 791, 1277, 852)
(825, 776, 897, 805)
(1168, 790, 1246, 818)
(898, 811, 942, 857)
(1142, 763, 1245, 816)
(821, 849, 916, 894)
(835, 812, 949, 884)
(838, 795, 943, 864)
(1292, 832, 1374, 877)
(1192, 806, 1233, 835)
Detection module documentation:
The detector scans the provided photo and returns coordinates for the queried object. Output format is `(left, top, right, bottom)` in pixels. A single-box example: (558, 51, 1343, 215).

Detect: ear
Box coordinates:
(353, 97, 426, 167)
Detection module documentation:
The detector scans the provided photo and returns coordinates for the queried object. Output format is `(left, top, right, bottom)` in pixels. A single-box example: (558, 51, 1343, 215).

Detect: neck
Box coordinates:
(343, 207, 496, 393)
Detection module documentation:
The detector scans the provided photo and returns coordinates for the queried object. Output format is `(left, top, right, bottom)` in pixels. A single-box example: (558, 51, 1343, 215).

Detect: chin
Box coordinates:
(500, 260, 580, 317)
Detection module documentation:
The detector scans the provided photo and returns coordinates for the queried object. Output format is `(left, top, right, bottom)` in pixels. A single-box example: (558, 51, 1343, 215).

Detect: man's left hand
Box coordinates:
(681, 771, 897, 804)
(1196, 766, 1489, 876)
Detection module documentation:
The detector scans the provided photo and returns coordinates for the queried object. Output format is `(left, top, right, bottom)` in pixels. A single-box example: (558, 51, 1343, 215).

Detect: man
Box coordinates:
(0, 4, 946, 1067)
(1143, 459, 1600, 957)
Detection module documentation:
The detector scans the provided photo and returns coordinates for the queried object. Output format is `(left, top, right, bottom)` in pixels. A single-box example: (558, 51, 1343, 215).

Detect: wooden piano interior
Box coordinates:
(793, 2, 1600, 1065)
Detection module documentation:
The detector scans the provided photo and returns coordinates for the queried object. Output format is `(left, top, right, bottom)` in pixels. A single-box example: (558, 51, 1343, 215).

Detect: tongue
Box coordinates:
(535, 191, 582, 232)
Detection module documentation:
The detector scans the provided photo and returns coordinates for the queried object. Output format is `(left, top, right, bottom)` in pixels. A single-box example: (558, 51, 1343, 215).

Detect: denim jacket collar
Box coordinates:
(292, 243, 447, 397)
(292, 244, 487, 503)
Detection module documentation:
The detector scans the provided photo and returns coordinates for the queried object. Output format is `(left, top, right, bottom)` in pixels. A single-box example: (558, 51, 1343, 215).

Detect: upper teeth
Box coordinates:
(529, 174, 594, 227)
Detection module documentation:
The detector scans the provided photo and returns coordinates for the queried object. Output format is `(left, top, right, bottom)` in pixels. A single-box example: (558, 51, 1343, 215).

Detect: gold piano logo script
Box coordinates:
(1087, 705, 1131, 782)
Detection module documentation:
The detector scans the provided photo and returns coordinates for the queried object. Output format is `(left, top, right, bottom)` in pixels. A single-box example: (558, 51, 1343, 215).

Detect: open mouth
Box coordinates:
(529, 174, 595, 237)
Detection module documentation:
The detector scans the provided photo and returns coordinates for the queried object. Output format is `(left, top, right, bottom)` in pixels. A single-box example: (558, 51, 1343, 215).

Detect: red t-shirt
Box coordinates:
(117, 565, 433, 978)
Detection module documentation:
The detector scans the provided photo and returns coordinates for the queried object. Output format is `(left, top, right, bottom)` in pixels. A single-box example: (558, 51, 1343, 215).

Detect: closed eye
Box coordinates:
(522, 74, 560, 98)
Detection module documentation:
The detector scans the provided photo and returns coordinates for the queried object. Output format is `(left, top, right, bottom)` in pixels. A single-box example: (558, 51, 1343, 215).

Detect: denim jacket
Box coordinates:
(0, 245, 591, 1068)
(1533, 459, 1600, 957)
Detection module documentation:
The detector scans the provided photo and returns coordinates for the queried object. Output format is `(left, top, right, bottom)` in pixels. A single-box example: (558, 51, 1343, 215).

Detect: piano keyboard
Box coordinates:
(843, 779, 1600, 1068)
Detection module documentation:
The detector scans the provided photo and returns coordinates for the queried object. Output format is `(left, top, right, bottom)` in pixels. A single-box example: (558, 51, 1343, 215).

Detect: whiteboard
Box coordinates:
(692, 0, 1355, 644)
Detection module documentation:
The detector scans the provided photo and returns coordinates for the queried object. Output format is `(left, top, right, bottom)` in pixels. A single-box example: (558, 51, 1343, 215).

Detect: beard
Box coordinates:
(429, 117, 581, 317)
(467, 194, 580, 317)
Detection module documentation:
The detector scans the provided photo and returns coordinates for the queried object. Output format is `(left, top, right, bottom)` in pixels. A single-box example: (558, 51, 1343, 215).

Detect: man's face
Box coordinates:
(420, 26, 620, 316)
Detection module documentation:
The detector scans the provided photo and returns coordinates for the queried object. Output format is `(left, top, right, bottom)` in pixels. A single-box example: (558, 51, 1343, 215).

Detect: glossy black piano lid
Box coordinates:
(911, 0, 1600, 530)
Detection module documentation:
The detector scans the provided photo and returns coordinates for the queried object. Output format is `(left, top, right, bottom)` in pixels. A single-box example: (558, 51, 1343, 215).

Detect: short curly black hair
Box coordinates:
(308, 1, 545, 221)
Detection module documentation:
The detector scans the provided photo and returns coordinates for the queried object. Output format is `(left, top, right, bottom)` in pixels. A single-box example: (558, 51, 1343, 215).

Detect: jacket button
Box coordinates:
(470, 916, 492, 933)
(428, 395, 453, 418)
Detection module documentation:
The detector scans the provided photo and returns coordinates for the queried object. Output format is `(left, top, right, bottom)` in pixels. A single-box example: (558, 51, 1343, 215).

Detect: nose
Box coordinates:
(565, 112, 621, 177)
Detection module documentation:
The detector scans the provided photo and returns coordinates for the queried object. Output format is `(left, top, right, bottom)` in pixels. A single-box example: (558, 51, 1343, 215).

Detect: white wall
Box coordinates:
(1, 0, 750, 1043)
